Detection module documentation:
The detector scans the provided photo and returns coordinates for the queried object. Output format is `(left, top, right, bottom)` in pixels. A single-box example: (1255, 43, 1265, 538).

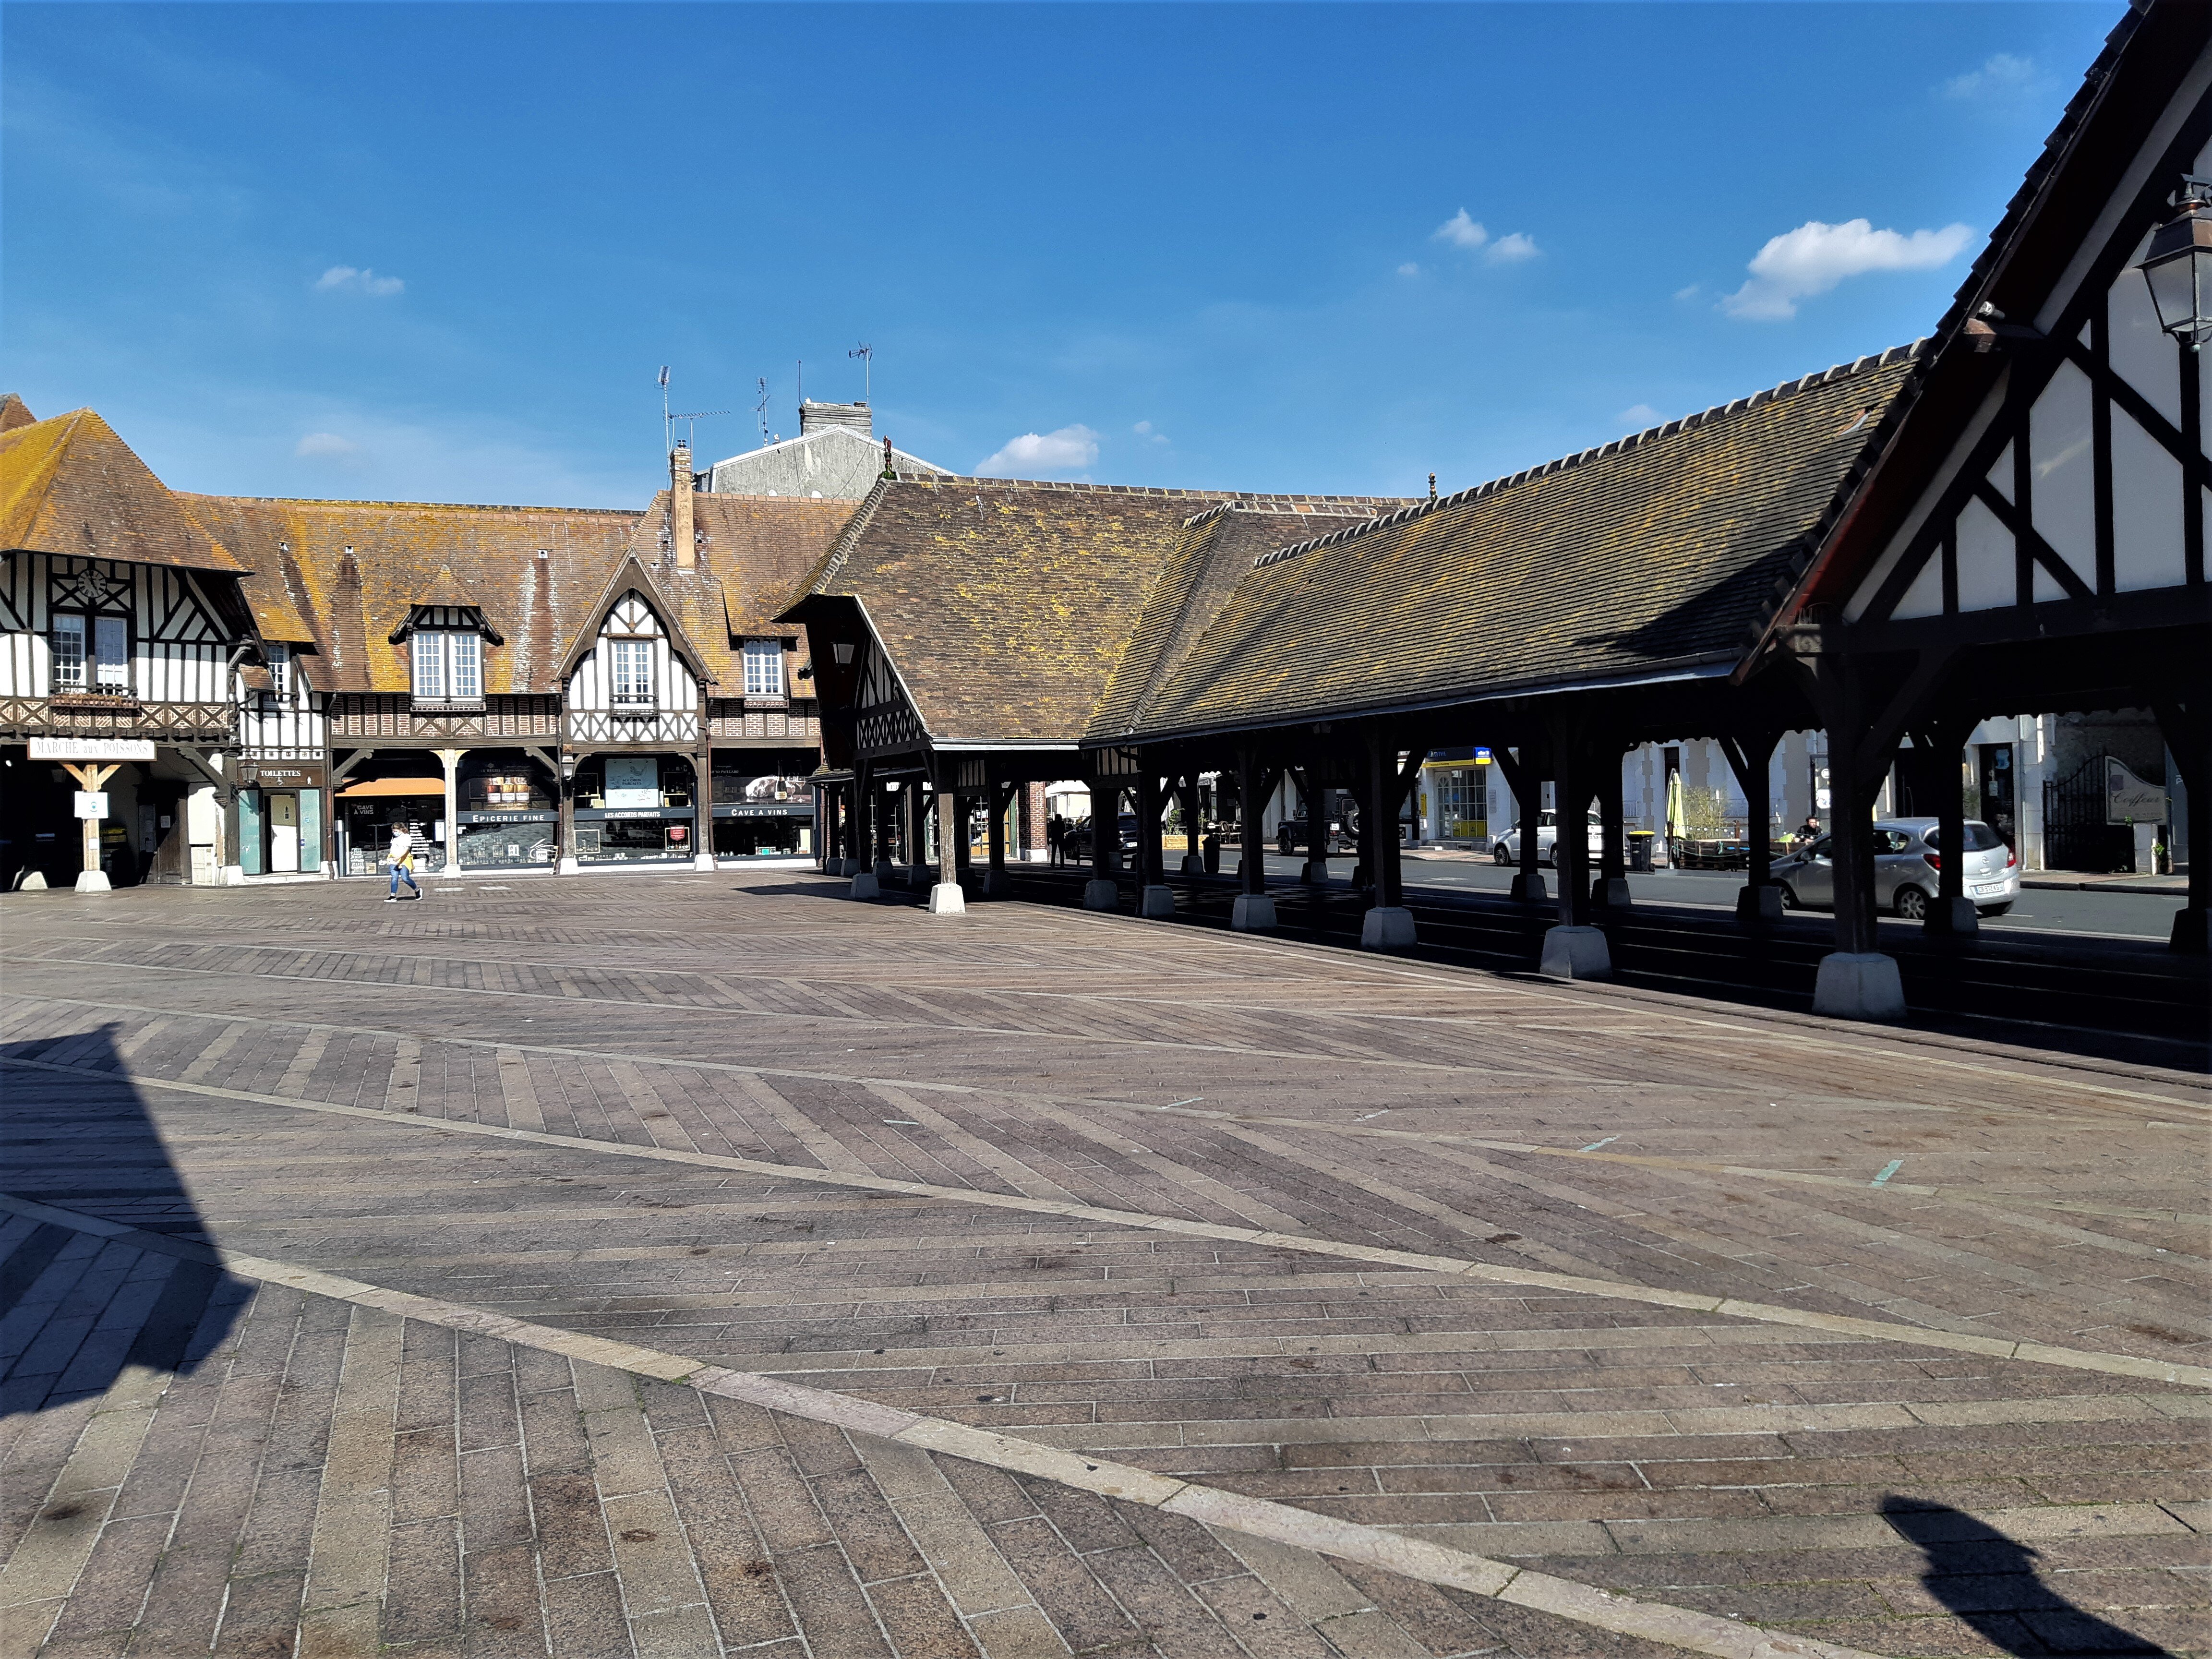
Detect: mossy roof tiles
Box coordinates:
(1131, 349, 1922, 740)
(175, 490, 853, 695)
(2, 409, 249, 576)
(787, 476, 1406, 745)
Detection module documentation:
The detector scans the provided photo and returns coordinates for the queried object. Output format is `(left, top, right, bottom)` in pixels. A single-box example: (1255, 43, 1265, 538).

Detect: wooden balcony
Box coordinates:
(0, 697, 235, 743)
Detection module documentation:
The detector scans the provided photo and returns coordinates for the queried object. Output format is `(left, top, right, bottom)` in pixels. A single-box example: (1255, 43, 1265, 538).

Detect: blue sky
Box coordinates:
(5, 3, 2120, 507)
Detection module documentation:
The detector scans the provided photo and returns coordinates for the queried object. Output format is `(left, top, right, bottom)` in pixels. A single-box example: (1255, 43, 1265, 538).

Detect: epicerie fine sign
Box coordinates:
(28, 738, 156, 762)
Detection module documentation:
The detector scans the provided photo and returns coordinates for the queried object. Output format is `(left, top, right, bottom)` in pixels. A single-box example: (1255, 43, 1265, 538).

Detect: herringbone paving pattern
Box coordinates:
(0, 871, 2205, 1657)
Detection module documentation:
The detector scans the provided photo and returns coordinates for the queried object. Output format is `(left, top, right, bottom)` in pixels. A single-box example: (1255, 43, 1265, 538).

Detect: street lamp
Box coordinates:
(2140, 177, 2212, 349)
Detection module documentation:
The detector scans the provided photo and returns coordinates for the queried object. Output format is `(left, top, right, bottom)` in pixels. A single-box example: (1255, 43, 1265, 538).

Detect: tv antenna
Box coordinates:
(668, 409, 730, 453)
(755, 377, 772, 447)
(658, 365, 670, 453)
(849, 342, 874, 402)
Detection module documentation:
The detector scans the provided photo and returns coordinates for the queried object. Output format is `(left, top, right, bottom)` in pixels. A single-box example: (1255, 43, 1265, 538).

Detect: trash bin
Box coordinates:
(1202, 831, 1221, 875)
(1626, 831, 1655, 873)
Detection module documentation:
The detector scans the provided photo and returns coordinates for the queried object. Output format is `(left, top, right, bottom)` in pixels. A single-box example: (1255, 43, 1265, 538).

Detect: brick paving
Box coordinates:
(0, 870, 2206, 1657)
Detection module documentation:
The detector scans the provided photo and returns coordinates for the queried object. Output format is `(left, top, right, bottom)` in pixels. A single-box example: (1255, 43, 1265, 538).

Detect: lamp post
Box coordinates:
(2140, 176, 2212, 349)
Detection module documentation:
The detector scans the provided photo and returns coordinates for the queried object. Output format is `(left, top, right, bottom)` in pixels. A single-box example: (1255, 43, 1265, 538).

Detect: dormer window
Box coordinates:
(742, 639, 784, 697)
(412, 630, 481, 703)
(266, 643, 291, 697)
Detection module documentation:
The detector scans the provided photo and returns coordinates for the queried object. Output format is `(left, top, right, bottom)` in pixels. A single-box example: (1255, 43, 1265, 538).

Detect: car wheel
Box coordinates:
(1979, 902, 2012, 917)
(1541, 848, 1556, 868)
(1894, 886, 1928, 921)
(1778, 884, 1800, 910)
(1492, 843, 1511, 865)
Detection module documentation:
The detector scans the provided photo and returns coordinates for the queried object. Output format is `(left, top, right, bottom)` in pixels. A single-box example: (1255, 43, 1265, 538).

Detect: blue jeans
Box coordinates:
(389, 861, 419, 895)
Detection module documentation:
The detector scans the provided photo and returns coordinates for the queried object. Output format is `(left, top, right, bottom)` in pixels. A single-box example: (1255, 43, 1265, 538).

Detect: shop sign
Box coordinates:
(2105, 758, 2167, 824)
(240, 762, 327, 789)
(30, 738, 156, 762)
(459, 810, 557, 825)
(603, 756, 661, 808)
(713, 803, 812, 818)
(73, 791, 108, 819)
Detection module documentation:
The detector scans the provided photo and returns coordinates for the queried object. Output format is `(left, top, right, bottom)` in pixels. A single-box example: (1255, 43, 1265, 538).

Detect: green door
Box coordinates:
(299, 788, 322, 872)
(238, 790, 264, 875)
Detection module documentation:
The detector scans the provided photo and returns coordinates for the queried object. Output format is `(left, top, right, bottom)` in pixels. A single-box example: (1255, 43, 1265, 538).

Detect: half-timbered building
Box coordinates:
(0, 397, 300, 889)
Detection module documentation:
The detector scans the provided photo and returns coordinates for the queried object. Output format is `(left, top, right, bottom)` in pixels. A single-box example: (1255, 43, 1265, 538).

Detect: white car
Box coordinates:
(1771, 817, 2019, 918)
(1491, 810, 1604, 867)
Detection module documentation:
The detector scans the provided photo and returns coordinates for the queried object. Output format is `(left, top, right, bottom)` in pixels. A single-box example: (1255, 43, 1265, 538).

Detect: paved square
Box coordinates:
(2, 871, 2206, 1658)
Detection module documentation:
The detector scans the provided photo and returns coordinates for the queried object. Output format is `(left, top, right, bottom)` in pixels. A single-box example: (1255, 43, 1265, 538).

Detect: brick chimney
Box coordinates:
(671, 441, 695, 569)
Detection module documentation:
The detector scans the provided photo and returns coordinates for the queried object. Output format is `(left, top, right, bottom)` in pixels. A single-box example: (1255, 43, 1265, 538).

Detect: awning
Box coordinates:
(337, 777, 447, 799)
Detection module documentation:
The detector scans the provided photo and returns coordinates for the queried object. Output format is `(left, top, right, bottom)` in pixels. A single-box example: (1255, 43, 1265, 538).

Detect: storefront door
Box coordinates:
(1979, 743, 2016, 848)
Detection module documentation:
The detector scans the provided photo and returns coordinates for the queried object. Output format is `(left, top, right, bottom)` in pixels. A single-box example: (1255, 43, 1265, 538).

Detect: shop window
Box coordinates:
(742, 639, 783, 697)
(609, 638, 654, 706)
(411, 631, 481, 702)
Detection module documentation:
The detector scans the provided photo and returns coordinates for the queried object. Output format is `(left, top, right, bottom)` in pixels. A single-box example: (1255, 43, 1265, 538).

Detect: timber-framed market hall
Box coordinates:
(2, 0, 2206, 1024)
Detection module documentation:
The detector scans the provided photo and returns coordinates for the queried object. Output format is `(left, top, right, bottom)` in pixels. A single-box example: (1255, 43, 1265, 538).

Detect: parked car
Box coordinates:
(1275, 815, 1356, 854)
(1491, 810, 1603, 867)
(1771, 817, 2018, 919)
(1062, 814, 1139, 862)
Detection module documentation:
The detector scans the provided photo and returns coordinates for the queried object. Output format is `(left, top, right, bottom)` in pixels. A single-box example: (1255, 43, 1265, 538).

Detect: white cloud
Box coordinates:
(1944, 52, 2035, 100)
(294, 432, 361, 459)
(1673, 283, 1702, 301)
(1432, 208, 1487, 250)
(314, 264, 404, 297)
(1721, 218, 1974, 320)
(1396, 262, 1422, 277)
(1617, 405, 1663, 430)
(976, 424, 1099, 477)
(1132, 421, 1168, 445)
(1485, 232, 1539, 264)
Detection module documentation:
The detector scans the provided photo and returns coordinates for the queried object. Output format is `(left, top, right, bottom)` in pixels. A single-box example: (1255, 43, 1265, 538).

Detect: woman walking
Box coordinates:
(386, 817, 423, 901)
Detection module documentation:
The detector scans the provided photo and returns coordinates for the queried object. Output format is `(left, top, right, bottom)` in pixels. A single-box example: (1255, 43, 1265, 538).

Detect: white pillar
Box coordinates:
(437, 747, 464, 875)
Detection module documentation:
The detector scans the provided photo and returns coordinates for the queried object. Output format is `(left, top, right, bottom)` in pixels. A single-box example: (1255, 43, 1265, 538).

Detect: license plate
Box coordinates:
(1972, 881, 2006, 897)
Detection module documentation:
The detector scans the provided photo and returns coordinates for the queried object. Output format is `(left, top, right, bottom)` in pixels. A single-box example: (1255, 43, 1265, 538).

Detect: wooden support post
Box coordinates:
(61, 763, 120, 893)
(1232, 750, 1275, 930)
(905, 781, 927, 886)
(1297, 768, 1328, 883)
(984, 778, 1008, 894)
(1721, 729, 1783, 924)
(1791, 644, 1907, 1016)
(1359, 730, 1415, 948)
(1083, 777, 1120, 910)
(2152, 694, 2207, 952)
(1494, 741, 1547, 903)
(927, 780, 966, 914)
(1549, 714, 1589, 930)
(1137, 772, 1174, 917)
(1176, 776, 1204, 874)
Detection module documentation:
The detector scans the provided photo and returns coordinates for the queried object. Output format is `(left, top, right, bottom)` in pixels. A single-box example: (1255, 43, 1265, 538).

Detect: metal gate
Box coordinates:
(2041, 755, 2134, 872)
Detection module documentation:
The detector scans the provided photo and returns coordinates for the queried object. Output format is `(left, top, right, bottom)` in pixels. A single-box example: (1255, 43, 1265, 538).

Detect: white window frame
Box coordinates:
(266, 642, 291, 697)
(49, 613, 86, 691)
(410, 630, 482, 703)
(94, 617, 129, 691)
(608, 638, 654, 706)
(742, 639, 783, 697)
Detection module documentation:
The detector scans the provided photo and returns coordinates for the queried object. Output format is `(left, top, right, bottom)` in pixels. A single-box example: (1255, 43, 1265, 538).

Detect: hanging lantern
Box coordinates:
(2140, 178, 2212, 349)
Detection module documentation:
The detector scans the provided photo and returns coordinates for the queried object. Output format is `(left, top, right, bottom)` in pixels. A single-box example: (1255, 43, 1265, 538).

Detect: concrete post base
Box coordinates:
(1590, 877, 1632, 909)
(1923, 896, 1979, 937)
(979, 868, 1012, 898)
(222, 865, 245, 886)
(2170, 908, 2207, 954)
(927, 882, 967, 915)
(1812, 951, 1906, 1020)
(74, 869, 111, 894)
(1359, 906, 1417, 949)
(1140, 884, 1177, 918)
(17, 871, 46, 890)
(1539, 924, 1611, 979)
(1301, 859, 1329, 884)
(1180, 854, 1205, 875)
(849, 872, 881, 899)
(1735, 883, 1785, 924)
(1082, 878, 1120, 911)
(692, 853, 718, 872)
(1231, 893, 1277, 932)
(874, 858, 895, 883)
(1509, 871, 1547, 902)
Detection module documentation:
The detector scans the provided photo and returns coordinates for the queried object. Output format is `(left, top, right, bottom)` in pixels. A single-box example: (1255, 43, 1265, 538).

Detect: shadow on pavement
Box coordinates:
(1882, 1497, 2173, 1656)
(0, 1024, 248, 1415)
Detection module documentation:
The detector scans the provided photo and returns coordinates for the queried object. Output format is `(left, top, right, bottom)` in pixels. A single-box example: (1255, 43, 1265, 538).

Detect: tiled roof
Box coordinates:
(1129, 346, 1925, 741)
(783, 475, 1407, 745)
(2, 409, 250, 576)
(176, 488, 854, 695)
(0, 394, 36, 433)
